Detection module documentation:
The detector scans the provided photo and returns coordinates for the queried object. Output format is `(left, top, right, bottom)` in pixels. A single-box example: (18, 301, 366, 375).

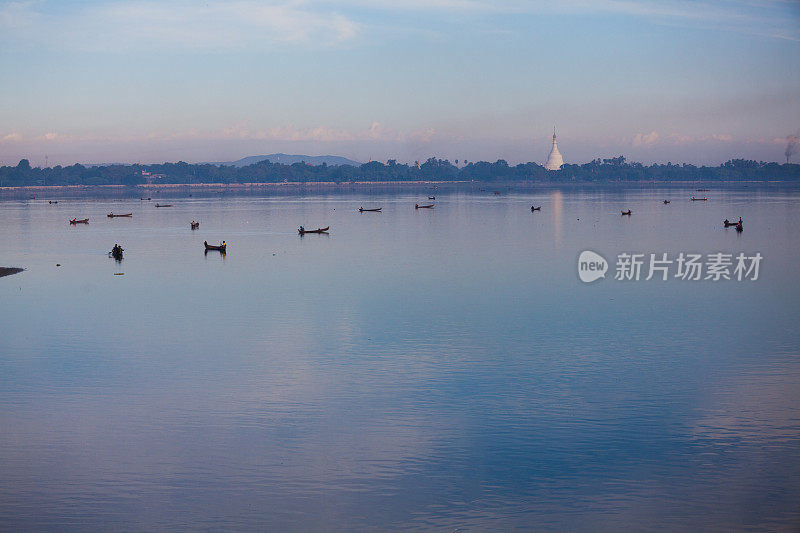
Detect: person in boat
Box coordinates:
(739, 217, 743, 224)
(724, 218, 730, 226)
(300, 225, 305, 232)
(221, 241, 226, 248)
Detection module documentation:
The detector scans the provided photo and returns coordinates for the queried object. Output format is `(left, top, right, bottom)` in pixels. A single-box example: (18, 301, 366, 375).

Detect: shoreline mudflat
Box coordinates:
(0, 267, 24, 278)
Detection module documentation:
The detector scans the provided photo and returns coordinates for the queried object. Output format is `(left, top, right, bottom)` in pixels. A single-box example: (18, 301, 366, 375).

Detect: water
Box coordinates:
(1, 184, 799, 531)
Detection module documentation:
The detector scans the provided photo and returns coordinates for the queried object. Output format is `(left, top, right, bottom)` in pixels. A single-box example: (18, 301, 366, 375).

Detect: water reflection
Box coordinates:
(0, 185, 799, 531)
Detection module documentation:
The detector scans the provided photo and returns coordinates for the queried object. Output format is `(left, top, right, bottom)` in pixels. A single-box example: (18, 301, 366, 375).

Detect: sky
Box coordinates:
(0, 0, 799, 166)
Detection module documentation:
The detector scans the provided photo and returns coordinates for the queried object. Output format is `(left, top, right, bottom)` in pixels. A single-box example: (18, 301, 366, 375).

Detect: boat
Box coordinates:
(663, 200, 671, 204)
(428, 196, 436, 200)
(359, 207, 382, 212)
(621, 210, 632, 215)
(155, 204, 173, 208)
(140, 197, 151, 200)
(697, 188, 710, 192)
(724, 217, 742, 228)
(69, 218, 89, 224)
(107, 213, 133, 217)
(298, 226, 330, 234)
(204, 240, 227, 252)
(691, 197, 708, 201)
(109, 244, 124, 260)
(415, 203, 434, 209)
(493, 191, 501, 195)
(531, 206, 541, 211)
(191, 221, 199, 229)
(48, 200, 58, 204)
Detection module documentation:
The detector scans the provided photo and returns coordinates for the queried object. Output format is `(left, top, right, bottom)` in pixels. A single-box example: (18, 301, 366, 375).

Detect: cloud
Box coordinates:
(1, 0, 358, 50)
(319, 0, 800, 41)
(635, 132, 737, 146)
(1, 132, 23, 142)
(632, 130, 659, 146)
(0, 1, 38, 28)
(710, 134, 733, 142)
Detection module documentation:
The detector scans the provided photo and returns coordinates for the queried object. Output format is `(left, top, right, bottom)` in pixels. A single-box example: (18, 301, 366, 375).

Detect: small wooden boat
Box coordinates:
(415, 203, 434, 209)
(155, 204, 173, 208)
(621, 210, 632, 215)
(69, 218, 89, 224)
(663, 200, 671, 204)
(691, 197, 708, 201)
(107, 213, 133, 217)
(298, 226, 330, 234)
(531, 206, 541, 211)
(140, 197, 151, 200)
(204, 240, 227, 252)
(724, 218, 742, 228)
(696, 188, 710, 192)
(191, 221, 199, 229)
(359, 207, 382, 212)
(49, 200, 58, 204)
(428, 196, 436, 200)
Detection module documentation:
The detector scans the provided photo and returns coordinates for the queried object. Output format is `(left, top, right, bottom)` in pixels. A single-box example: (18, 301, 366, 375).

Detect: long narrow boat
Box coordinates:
(69, 218, 89, 224)
(107, 213, 133, 217)
(690, 197, 708, 201)
(621, 210, 632, 215)
(428, 196, 436, 200)
(298, 226, 330, 234)
(204, 241, 227, 252)
(415, 203, 434, 209)
(155, 204, 173, 208)
(531, 206, 541, 211)
(663, 200, 671, 204)
(359, 207, 382, 212)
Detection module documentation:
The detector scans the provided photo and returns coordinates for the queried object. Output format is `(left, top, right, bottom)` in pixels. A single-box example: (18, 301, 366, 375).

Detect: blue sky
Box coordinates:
(1, 0, 799, 165)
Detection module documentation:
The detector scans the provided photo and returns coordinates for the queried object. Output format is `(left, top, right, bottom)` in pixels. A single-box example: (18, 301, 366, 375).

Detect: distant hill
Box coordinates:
(214, 154, 362, 167)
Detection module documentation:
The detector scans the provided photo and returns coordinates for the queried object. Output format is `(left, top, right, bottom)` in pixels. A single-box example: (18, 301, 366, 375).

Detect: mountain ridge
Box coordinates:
(212, 153, 362, 167)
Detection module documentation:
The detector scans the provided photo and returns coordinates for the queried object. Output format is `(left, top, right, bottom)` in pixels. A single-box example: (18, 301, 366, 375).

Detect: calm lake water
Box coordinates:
(1, 184, 799, 531)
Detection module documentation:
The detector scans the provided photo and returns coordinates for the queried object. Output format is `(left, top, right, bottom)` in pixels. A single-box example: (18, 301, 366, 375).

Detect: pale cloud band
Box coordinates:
(2, 0, 798, 49)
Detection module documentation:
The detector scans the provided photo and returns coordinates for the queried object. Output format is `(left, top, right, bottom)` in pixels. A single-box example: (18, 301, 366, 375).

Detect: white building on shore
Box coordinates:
(545, 130, 564, 171)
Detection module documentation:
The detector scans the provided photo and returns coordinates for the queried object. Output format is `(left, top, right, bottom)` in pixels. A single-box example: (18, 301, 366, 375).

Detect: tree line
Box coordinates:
(1, 156, 798, 187)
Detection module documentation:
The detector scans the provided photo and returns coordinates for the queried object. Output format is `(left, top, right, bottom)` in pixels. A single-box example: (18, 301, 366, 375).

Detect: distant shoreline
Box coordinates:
(0, 179, 796, 194)
(0, 267, 24, 278)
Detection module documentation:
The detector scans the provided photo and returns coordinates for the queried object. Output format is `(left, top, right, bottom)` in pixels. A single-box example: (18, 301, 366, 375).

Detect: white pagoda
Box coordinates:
(545, 129, 564, 171)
